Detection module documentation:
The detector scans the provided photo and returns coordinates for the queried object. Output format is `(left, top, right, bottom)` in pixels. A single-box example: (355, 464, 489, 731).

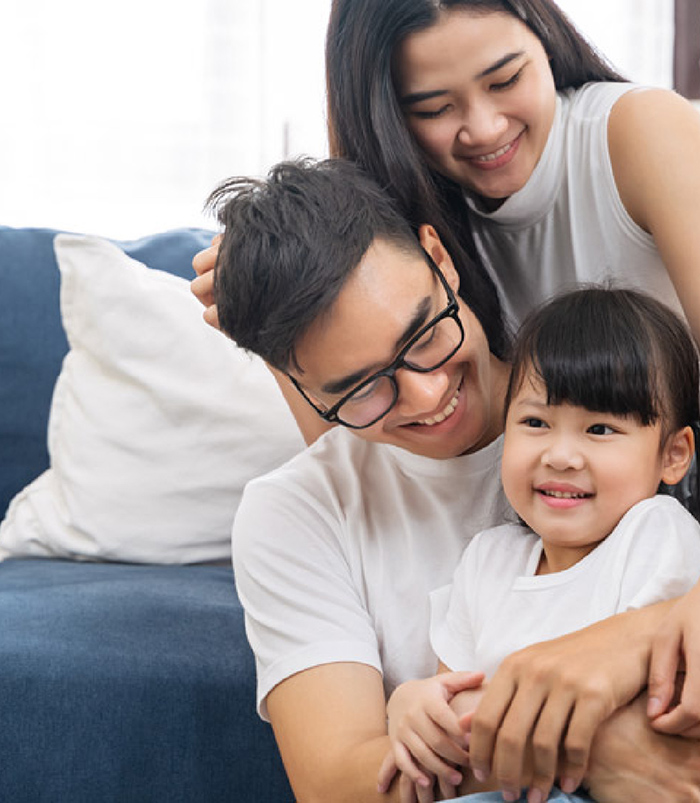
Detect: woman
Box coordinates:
(325, 0, 700, 339)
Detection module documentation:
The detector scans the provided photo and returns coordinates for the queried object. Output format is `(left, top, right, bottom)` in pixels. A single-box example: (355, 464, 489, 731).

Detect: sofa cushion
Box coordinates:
(0, 232, 304, 563)
(0, 225, 214, 521)
(0, 558, 294, 802)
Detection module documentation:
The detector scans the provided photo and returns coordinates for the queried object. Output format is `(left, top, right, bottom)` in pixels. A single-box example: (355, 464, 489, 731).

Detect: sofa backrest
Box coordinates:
(0, 226, 215, 521)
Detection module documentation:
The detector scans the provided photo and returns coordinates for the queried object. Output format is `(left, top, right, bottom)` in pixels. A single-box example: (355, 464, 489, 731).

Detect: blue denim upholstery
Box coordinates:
(0, 559, 293, 802)
(0, 227, 294, 802)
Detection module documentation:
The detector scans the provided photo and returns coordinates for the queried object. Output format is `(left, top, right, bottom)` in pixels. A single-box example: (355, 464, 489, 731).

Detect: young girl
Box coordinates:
(381, 287, 700, 803)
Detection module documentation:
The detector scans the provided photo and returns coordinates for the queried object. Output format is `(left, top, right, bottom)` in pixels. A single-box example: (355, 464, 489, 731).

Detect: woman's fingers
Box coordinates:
(191, 235, 222, 329)
(192, 234, 222, 276)
(191, 269, 216, 307)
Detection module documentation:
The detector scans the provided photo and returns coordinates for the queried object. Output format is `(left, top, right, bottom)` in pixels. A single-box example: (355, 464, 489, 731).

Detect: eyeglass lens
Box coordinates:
(337, 314, 463, 427)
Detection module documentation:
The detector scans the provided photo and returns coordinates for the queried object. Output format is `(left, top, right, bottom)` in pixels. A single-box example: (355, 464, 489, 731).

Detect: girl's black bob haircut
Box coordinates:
(505, 286, 700, 435)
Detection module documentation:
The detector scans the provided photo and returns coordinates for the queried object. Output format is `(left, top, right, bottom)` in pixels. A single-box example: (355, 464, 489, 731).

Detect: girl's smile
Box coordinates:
(501, 375, 679, 572)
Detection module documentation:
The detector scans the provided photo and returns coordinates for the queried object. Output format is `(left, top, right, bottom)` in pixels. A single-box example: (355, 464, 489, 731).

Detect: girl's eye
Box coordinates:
(588, 423, 615, 436)
(523, 417, 547, 429)
(491, 68, 523, 91)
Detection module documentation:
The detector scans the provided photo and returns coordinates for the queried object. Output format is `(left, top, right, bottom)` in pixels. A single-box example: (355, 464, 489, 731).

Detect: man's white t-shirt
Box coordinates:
(431, 495, 700, 676)
(232, 426, 511, 718)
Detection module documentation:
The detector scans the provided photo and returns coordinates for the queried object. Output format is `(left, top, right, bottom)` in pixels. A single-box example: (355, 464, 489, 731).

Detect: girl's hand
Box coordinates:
(377, 750, 464, 803)
(648, 581, 700, 737)
(380, 672, 484, 793)
(468, 611, 655, 803)
(191, 234, 221, 329)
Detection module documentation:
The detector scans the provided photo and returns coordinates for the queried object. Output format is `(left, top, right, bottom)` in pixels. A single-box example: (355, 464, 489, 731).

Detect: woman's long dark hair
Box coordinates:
(325, 0, 626, 360)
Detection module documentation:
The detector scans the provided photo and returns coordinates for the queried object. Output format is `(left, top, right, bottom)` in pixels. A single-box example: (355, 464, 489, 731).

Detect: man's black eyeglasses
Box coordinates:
(287, 251, 464, 429)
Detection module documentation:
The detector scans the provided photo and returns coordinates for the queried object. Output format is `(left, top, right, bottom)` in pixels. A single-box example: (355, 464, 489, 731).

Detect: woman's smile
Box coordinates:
(396, 9, 556, 201)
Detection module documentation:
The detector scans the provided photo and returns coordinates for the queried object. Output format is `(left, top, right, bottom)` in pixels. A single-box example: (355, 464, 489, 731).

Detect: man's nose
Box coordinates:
(394, 368, 450, 418)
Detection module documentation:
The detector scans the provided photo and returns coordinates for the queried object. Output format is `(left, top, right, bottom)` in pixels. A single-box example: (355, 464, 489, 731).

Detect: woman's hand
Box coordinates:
(379, 672, 484, 796)
(191, 234, 221, 329)
(648, 580, 700, 737)
(467, 608, 660, 803)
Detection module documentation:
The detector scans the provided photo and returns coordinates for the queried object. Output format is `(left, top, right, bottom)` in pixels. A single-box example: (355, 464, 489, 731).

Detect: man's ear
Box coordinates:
(417, 224, 460, 292)
(661, 425, 695, 486)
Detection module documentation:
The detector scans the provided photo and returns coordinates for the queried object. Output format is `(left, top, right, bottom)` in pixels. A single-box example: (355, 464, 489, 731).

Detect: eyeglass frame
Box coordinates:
(286, 249, 465, 429)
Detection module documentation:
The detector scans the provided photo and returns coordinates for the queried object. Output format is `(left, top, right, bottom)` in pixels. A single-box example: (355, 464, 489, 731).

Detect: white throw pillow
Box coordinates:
(0, 234, 304, 564)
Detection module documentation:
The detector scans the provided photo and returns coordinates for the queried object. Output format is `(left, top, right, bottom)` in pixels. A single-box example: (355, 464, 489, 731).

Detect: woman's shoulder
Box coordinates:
(563, 80, 642, 121)
(608, 85, 697, 129)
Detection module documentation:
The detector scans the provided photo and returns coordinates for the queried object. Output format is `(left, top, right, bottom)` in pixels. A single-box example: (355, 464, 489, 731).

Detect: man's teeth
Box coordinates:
(475, 142, 512, 162)
(541, 490, 590, 499)
(416, 389, 459, 426)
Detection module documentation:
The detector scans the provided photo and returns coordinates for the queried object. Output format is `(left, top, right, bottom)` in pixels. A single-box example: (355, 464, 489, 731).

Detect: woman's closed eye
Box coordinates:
(411, 104, 452, 120)
(490, 67, 524, 92)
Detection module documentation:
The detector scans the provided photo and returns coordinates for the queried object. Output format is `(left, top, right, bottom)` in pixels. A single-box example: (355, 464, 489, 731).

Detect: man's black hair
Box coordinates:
(207, 157, 507, 371)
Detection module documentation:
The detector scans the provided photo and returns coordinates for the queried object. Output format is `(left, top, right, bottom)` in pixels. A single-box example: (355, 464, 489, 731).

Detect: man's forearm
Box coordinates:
(588, 694, 700, 803)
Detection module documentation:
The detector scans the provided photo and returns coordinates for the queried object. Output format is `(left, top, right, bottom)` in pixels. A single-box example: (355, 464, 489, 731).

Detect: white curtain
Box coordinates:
(557, 0, 674, 87)
(0, 0, 330, 238)
(0, 1, 673, 238)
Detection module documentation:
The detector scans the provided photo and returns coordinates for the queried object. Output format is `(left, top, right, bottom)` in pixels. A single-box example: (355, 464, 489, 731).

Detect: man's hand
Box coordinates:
(648, 581, 700, 737)
(191, 234, 221, 329)
(468, 609, 659, 803)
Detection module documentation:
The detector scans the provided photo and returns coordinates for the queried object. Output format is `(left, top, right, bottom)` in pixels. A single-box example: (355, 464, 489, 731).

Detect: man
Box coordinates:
(193, 158, 700, 802)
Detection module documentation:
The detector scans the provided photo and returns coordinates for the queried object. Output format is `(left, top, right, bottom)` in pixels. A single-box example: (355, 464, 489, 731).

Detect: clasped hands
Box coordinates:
(378, 593, 700, 803)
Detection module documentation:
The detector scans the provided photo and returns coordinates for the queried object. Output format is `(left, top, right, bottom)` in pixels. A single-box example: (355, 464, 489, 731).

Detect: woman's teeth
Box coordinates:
(474, 142, 512, 162)
(416, 388, 459, 426)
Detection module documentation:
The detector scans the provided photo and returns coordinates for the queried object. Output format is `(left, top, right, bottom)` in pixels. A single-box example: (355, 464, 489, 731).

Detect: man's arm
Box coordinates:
(588, 692, 700, 803)
(266, 662, 400, 803)
(468, 599, 676, 800)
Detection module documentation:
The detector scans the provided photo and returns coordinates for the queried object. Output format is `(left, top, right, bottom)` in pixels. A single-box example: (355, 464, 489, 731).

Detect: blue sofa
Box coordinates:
(0, 226, 294, 802)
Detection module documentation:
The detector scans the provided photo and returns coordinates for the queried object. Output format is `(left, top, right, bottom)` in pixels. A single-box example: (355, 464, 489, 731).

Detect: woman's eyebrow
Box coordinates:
(400, 88, 448, 106)
(320, 295, 433, 396)
(400, 50, 525, 105)
(476, 50, 525, 79)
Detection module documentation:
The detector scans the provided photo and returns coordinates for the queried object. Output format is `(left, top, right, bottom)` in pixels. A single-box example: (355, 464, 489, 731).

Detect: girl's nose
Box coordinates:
(394, 368, 450, 419)
(541, 436, 585, 471)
